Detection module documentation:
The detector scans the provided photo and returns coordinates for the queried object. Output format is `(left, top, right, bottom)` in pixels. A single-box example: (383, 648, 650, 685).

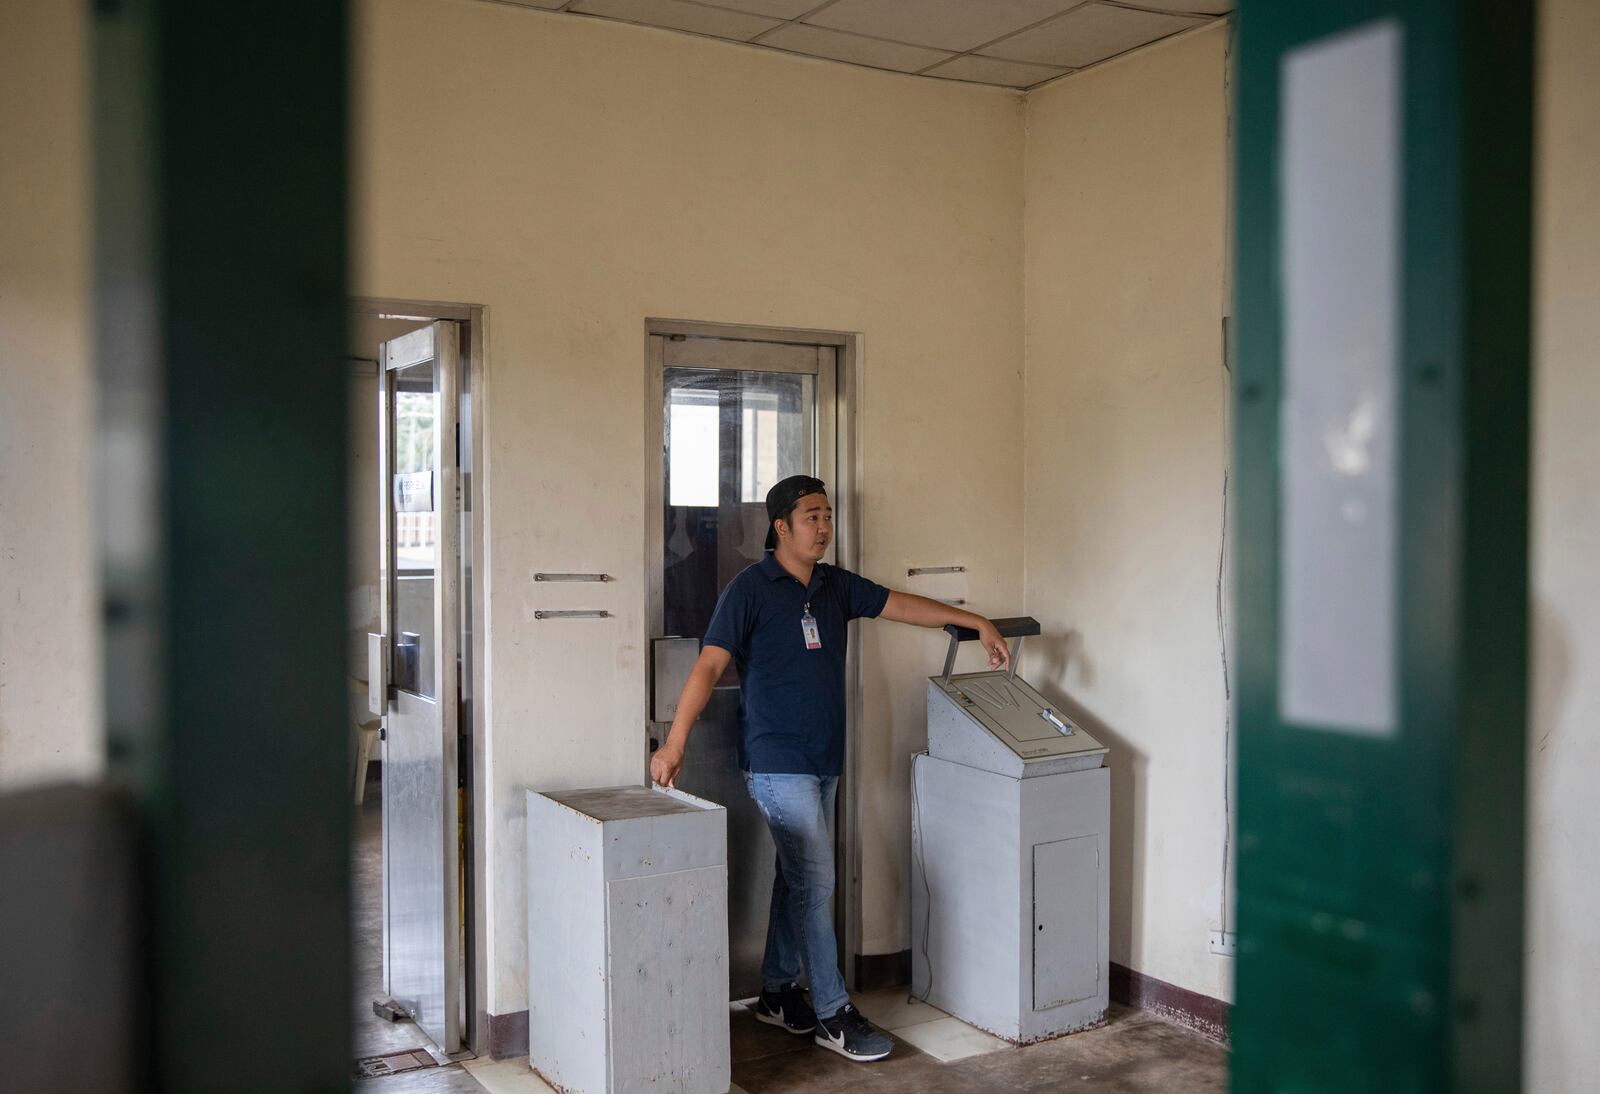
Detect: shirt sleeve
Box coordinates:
(702, 574, 754, 653)
(837, 567, 892, 621)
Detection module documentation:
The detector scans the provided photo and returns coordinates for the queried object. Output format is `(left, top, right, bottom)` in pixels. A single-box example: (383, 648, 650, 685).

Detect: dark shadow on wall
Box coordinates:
(1028, 629, 1146, 970)
(1530, 594, 1572, 777)
(860, 622, 910, 950)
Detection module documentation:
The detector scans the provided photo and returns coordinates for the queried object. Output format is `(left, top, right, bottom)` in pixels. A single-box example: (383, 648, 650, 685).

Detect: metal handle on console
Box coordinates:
(939, 616, 1040, 684)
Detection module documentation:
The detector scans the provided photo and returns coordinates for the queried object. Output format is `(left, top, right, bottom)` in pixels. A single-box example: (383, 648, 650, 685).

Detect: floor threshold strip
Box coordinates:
(354, 1049, 441, 1080)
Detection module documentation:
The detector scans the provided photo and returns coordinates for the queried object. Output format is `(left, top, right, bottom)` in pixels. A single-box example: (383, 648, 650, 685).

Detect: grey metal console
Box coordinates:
(911, 618, 1111, 1042)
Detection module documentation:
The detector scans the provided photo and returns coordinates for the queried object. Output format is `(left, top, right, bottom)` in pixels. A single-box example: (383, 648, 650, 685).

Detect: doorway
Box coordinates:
(643, 319, 862, 999)
(348, 299, 487, 1061)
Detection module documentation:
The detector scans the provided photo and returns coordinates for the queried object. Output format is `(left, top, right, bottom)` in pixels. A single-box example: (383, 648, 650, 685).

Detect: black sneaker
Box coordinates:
(814, 1003, 894, 1062)
(753, 983, 816, 1035)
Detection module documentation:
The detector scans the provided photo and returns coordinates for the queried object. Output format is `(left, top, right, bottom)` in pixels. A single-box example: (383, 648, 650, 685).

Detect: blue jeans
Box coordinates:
(744, 772, 847, 1020)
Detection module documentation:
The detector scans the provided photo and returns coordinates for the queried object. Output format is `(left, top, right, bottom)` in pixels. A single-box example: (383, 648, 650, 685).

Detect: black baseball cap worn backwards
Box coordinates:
(765, 475, 827, 551)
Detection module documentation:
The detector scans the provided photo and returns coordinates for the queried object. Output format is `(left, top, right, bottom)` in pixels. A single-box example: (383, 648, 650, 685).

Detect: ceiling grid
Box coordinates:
(498, 0, 1231, 89)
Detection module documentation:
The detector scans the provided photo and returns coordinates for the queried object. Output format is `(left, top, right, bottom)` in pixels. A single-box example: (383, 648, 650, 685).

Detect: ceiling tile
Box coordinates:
(760, 23, 955, 73)
(925, 53, 1070, 88)
(807, 0, 1077, 53)
(712, 0, 824, 17)
(986, 3, 1206, 69)
(570, 0, 782, 41)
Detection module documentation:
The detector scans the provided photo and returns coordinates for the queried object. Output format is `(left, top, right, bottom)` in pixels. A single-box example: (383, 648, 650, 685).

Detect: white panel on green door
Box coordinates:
(1278, 18, 1404, 737)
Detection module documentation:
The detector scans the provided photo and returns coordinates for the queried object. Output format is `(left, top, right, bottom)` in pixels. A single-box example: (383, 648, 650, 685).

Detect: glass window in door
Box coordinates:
(390, 359, 439, 699)
(662, 369, 815, 647)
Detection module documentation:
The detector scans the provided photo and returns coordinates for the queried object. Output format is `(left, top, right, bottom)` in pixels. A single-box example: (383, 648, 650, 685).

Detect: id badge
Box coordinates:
(801, 609, 822, 650)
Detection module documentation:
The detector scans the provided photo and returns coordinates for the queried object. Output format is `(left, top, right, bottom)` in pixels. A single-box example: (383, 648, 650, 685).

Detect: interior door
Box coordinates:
(378, 321, 461, 1052)
(647, 333, 837, 999)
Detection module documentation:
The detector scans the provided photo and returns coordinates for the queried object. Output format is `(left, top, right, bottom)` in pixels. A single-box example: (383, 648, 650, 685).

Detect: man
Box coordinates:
(650, 474, 1010, 1063)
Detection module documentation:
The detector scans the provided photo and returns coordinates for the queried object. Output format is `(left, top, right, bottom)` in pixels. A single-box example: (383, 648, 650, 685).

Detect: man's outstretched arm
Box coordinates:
(650, 644, 733, 788)
(879, 592, 1010, 671)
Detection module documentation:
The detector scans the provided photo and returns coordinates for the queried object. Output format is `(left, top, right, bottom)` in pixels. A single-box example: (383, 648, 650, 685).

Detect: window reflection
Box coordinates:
(391, 360, 438, 698)
(740, 392, 783, 504)
(668, 390, 719, 508)
(661, 369, 814, 663)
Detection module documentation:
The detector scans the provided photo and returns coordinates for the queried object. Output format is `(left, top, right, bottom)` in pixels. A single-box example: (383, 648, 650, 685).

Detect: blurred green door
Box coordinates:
(1231, 1, 1533, 1090)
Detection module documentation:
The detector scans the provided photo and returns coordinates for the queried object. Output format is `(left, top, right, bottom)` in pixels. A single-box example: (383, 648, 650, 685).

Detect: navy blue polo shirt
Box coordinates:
(703, 553, 891, 776)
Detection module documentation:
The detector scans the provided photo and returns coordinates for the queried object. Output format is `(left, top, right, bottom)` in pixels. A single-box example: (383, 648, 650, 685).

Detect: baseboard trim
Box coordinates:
(486, 1009, 528, 1059)
(854, 949, 912, 992)
(1109, 962, 1230, 1044)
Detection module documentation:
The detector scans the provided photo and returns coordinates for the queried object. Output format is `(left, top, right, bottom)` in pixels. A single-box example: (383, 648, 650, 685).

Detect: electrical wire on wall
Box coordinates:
(1216, 454, 1233, 940)
(1216, 21, 1239, 948)
(909, 751, 935, 1006)
(1216, 321, 1236, 943)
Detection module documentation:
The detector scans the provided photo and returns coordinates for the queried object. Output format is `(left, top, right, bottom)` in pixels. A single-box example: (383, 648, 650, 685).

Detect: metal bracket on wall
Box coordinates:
(533, 610, 611, 620)
(908, 566, 965, 577)
(533, 573, 611, 583)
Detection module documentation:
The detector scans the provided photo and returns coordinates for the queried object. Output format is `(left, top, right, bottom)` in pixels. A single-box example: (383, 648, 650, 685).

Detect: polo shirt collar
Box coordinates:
(759, 551, 826, 595)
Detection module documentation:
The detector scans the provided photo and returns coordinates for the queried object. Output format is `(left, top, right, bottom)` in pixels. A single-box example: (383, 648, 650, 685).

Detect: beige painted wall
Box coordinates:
(1526, 0, 1600, 1087)
(1021, 24, 1233, 1004)
(0, 0, 101, 789)
(353, 0, 1027, 1016)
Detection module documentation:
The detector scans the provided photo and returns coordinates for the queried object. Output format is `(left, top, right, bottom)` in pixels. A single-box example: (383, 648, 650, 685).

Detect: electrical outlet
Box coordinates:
(1209, 930, 1237, 957)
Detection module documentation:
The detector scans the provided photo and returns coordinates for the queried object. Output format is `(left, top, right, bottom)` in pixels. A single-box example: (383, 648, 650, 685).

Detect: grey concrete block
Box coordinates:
(527, 785, 730, 1093)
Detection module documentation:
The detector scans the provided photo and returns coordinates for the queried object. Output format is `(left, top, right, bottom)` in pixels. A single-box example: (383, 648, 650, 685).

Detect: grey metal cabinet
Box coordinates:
(912, 669, 1111, 1043)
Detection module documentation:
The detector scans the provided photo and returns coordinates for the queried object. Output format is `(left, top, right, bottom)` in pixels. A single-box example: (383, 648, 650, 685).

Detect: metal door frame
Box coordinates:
(643, 318, 866, 988)
(356, 297, 490, 1056)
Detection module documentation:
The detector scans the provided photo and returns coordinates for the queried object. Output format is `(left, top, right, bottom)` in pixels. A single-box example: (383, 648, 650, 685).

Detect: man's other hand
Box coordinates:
(651, 743, 686, 788)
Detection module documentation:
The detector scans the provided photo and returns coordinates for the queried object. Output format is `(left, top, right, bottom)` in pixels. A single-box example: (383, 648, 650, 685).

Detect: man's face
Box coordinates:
(779, 493, 832, 560)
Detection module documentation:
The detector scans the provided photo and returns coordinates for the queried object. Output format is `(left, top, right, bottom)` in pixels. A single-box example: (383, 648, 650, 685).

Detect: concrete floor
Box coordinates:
(726, 997, 1225, 1093)
(352, 785, 1228, 1093)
